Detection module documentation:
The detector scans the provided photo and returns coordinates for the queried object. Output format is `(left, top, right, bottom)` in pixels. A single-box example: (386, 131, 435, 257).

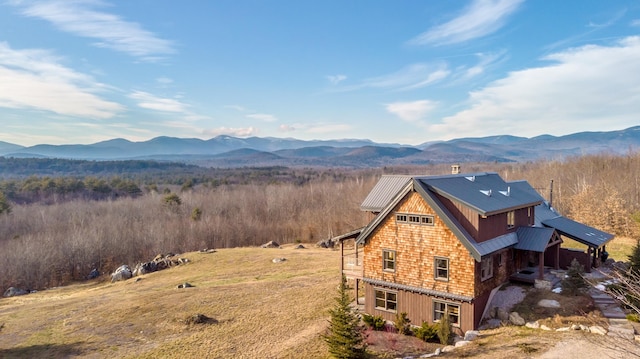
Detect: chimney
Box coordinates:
(451, 164, 461, 174)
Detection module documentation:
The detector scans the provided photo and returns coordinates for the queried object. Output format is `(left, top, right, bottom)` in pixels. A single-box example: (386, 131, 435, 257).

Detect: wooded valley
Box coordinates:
(1, 152, 639, 292)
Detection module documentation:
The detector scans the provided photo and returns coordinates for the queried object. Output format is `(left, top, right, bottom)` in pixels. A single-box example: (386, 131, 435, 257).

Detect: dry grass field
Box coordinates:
(1, 243, 638, 359)
(0, 245, 340, 359)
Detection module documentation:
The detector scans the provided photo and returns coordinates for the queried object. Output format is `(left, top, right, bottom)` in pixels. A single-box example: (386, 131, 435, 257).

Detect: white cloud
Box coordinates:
(156, 77, 173, 85)
(335, 63, 449, 92)
(385, 100, 438, 123)
(305, 123, 353, 134)
(203, 127, 258, 137)
(0, 42, 122, 118)
(11, 0, 174, 59)
(430, 36, 640, 139)
(409, 0, 523, 46)
(279, 124, 296, 132)
(129, 91, 188, 113)
(246, 113, 278, 122)
(631, 19, 640, 27)
(327, 74, 347, 85)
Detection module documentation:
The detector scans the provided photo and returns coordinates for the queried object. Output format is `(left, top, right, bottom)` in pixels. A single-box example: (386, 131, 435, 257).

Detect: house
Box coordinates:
(338, 172, 614, 333)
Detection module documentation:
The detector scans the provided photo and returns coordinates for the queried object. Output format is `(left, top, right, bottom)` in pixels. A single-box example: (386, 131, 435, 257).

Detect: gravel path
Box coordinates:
(489, 285, 526, 312)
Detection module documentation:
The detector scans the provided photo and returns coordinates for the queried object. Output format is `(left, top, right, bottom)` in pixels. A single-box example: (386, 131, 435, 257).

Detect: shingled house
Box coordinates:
(339, 172, 613, 333)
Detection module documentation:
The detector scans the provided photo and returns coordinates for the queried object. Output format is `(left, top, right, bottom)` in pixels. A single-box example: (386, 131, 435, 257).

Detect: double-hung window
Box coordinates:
(481, 256, 494, 281)
(382, 250, 396, 272)
(434, 257, 449, 281)
(433, 301, 460, 326)
(507, 210, 515, 229)
(375, 289, 397, 312)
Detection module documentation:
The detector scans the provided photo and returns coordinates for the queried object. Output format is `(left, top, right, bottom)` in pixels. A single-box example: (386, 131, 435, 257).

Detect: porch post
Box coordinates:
(340, 239, 344, 272)
(555, 244, 560, 270)
(538, 252, 544, 280)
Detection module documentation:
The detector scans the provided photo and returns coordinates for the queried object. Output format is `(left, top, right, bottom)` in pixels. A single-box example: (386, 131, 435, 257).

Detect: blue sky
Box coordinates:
(1, 0, 640, 146)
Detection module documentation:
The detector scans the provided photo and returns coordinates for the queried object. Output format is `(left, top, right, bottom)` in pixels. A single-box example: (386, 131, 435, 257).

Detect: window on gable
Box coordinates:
(421, 215, 434, 225)
(434, 257, 449, 281)
(396, 214, 408, 223)
(433, 300, 460, 326)
(375, 289, 397, 312)
(383, 250, 396, 272)
(408, 215, 421, 223)
(481, 256, 494, 281)
(507, 210, 515, 229)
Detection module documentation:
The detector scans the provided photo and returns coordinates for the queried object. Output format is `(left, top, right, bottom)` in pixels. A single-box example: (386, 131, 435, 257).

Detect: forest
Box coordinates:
(0, 152, 639, 292)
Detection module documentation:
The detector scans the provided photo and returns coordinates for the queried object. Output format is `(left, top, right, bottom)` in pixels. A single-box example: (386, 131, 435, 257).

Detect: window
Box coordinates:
(497, 252, 503, 267)
(434, 257, 449, 281)
(507, 211, 515, 229)
(433, 301, 460, 326)
(421, 215, 434, 225)
(481, 256, 494, 281)
(383, 250, 396, 272)
(375, 289, 397, 312)
(408, 215, 421, 223)
(396, 214, 407, 223)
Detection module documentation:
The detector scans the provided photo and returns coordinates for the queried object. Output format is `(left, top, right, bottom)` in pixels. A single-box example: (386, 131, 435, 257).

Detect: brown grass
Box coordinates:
(0, 245, 340, 359)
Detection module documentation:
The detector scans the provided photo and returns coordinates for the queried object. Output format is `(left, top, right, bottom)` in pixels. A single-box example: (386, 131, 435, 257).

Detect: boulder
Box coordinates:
(261, 240, 280, 248)
(509, 312, 526, 326)
(87, 268, 100, 280)
(479, 319, 502, 330)
(177, 282, 194, 289)
(272, 257, 287, 263)
(525, 321, 540, 329)
(589, 326, 607, 335)
(111, 265, 132, 282)
(537, 299, 561, 308)
(316, 239, 334, 248)
(455, 340, 471, 347)
(534, 279, 552, 290)
(294, 244, 306, 249)
(540, 324, 552, 331)
(464, 330, 480, 341)
(497, 307, 510, 322)
(3, 287, 28, 297)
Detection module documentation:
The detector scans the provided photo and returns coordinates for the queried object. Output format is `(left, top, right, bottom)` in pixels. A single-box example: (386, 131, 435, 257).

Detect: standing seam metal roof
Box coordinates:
(360, 175, 412, 212)
(514, 227, 558, 252)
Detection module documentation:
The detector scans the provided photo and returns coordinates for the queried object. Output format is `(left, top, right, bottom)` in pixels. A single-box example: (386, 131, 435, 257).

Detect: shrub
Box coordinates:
(436, 315, 453, 345)
(0, 191, 11, 215)
(362, 313, 385, 331)
(323, 275, 367, 359)
(561, 258, 588, 296)
(414, 322, 438, 342)
(394, 312, 411, 335)
(626, 313, 640, 322)
(628, 240, 640, 273)
(191, 207, 202, 221)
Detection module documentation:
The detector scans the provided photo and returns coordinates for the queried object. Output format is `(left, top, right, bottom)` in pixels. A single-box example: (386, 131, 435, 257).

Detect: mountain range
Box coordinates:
(2, 126, 639, 168)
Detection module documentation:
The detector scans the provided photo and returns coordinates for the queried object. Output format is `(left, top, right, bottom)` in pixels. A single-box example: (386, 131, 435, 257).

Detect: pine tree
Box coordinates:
(0, 191, 11, 215)
(562, 258, 588, 296)
(323, 276, 367, 359)
(628, 240, 640, 273)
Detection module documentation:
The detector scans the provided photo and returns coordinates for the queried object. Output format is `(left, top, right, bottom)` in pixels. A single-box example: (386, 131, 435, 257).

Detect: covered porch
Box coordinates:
(334, 227, 365, 304)
(510, 226, 562, 282)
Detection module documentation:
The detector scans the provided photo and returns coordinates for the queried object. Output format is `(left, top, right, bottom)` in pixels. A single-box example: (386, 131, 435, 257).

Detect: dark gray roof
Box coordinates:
(534, 201, 562, 226)
(419, 173, 544, 216)
(476, 232, 518, 257)
(542, 216, 614, 248)
(360, 175, 412, 212)
(331, 227, 365, 242)
(515, 227, 557, 252)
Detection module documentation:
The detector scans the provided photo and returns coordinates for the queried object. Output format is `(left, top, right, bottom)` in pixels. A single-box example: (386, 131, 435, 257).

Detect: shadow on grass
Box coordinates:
(0, 342, 86, 358)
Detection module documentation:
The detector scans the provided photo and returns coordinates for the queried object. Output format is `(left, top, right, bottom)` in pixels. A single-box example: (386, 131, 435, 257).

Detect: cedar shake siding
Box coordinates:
(362, 192, 476, 299)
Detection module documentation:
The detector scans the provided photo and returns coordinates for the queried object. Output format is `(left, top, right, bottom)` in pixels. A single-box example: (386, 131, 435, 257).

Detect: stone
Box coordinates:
(419, 354, 435, 358)
(177, 282, 194, 289)
(441, 345, 455, 353)
(455, 340, 471, 347)
(556, 327, 571, 332)
(464, 330, 480, 341)
(540, 325, 552, 331)
(509, 312, 525, 326)
(110, 265, 132, 282)
(589, 326, 607, 335)
(537, 299, 561, 308)
(497, 307, 509, 321)
(198, 248, 216, 253)
(534, 279, 552, 290)
(272, 257, 287, 263)
(261, 240, 280, 248)
(479, 319, 502, 330)
(294, 244, 306, 249)
(3, 287, 28, 297)
(87, 268, 100, 280)
(434, 348, 442, 355)
(570, 324, 580, 330)
(525, 321, 540, 329)
(316, 239, 334, 248)
(579, 324, 589, 331)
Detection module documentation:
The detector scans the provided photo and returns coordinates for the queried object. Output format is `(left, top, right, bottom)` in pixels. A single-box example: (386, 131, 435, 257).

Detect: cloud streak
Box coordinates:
(0, 42, 122, 118)
(409, 0, 523, 46)
(129, 91, 189, 113)
(10, 0, 174, 59)
(430, 36, 640, 139)
(385, 100, 438, 123)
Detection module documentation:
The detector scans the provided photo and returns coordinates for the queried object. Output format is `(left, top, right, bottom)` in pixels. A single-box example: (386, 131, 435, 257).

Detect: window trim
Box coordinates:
(374, 288, 398, 313)
(507, 210, 515, 229)
(396, 212, 435, 226)
(382, 249, 396, 272)
(481, 256, 494, 281)
(433, 300, 460, 327)
(434, 257, 449, 281)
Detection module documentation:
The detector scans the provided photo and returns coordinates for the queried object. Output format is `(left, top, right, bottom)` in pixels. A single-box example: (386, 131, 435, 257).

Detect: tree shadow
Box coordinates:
(0, 342, 86, 358)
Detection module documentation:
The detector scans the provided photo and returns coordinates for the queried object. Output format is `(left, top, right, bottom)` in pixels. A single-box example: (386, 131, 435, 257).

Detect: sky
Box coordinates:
(1, 0, 640, 147)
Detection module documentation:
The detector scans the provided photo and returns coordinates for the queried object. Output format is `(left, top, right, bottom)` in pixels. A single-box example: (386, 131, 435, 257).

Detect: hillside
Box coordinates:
(0, 246, 340, 358)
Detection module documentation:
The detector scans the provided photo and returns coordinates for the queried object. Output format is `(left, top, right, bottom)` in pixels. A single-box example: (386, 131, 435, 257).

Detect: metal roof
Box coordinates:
(476, 232, 518, 257)
(534, 201, 562, 226)
(515, 227, 557, 252)
(360, 175, 412, 212)
(419, 173, 544, 216)
(542, 216, 614, 248)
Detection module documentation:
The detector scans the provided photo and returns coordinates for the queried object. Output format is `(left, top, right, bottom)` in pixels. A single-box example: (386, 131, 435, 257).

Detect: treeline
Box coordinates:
(1, 152, 640, 292)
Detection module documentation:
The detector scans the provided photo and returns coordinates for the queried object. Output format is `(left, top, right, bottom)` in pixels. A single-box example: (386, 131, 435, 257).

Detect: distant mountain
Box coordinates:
(1, 126, 639, 168)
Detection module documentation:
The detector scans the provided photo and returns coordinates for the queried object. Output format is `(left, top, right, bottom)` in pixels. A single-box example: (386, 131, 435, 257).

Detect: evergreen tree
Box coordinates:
(628, 240, 640, 273)
(0, 191, 11, 215)
(562, 258, 588, 295)
(323, 276, 367, 359)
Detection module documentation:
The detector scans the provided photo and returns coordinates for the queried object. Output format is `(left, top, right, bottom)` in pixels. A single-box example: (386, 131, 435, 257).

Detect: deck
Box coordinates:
(509, 266, 562, 287)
